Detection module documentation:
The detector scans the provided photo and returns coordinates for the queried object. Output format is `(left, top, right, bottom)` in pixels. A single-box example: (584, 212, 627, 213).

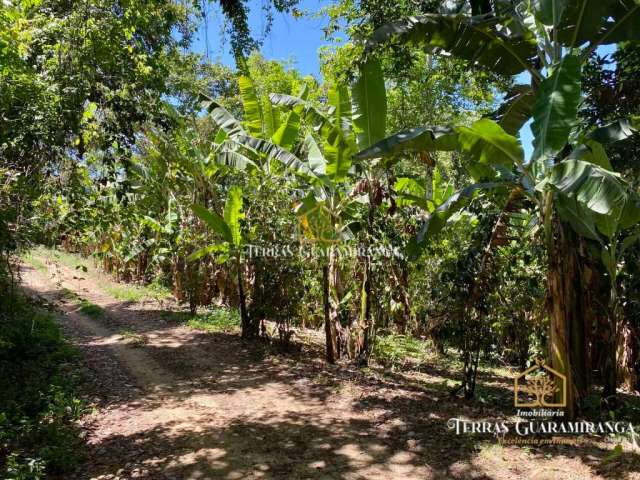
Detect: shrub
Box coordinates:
(0, 295, 85, 478)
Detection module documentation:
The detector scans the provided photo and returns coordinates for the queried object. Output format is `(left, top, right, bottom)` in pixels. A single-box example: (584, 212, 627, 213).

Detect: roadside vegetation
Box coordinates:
(0, 293, 86, 478)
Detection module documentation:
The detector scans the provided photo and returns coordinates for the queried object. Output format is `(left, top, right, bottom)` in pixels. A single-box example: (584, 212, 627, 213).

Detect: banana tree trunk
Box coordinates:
(617, 320, 637, 392)
(328, 246, 344, 358)
(603, 254, 620, 401)
(547, 220, 589, 419)
(352, 200, 376, 364)
(322, 263, 338, 363)
(237, 257, 253, 339)
(350, 254, 373, 364)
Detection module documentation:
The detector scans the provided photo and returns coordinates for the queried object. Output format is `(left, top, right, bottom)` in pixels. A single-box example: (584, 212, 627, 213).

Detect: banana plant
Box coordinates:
(200, 73, 313, 178)
(189, 186, 256, 338)
(272, 59, 388, 364)
(359, 0, 640, 414)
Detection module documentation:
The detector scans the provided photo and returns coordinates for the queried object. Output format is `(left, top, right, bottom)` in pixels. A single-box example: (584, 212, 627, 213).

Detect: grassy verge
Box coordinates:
(20, 251, 48, 275)
(0, 294, 87, 478)
(372, 334, 432, 367)
(103, 280, 171, 303)
(27, 246, 172, 303)
(187, 308, 240, 333)
(29, 245, 93, 273)
(163, 307, 240, 333)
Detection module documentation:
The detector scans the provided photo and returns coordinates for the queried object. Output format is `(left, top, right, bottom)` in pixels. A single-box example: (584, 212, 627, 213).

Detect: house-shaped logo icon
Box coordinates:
(514, 358, 566, 408)
(297, 203, 340, 245)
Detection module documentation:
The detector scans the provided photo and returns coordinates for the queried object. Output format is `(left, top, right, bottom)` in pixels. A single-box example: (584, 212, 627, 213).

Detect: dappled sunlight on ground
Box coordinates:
(18, 252, 640, 480)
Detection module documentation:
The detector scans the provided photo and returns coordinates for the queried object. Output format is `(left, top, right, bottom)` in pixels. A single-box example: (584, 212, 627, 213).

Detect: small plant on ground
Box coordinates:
(118, 329, 146, 347)
(77, 300, 104, 319)
(186, 308, 240, 333)
(372, 334, 431, 367)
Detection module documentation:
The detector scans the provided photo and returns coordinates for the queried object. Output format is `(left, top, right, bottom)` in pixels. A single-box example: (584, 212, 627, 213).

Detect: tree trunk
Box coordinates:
(322, 263, 337, 363)
(328, 246, 343, 358)
(617, 319, 637, 391)
(237, 257, 253, 339)
(351, 254, 373, 365)
(352, 198, 377, 364)
(547, 220, 589, 419)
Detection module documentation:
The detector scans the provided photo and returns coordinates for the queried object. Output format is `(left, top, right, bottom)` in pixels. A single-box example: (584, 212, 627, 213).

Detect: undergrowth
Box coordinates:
(372, 334, 431, 366)
(185, 308, 240, 333)
(77, 300, 104, 319)
(0, 293, 86, 479)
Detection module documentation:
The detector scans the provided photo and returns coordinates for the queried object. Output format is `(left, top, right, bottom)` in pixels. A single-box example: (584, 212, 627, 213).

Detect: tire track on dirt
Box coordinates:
(18, 256, 491, 480)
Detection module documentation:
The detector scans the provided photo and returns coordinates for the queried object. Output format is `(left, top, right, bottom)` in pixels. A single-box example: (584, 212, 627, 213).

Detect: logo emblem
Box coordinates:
(297, 202, 339, 245)
(514, 358, 566, 408)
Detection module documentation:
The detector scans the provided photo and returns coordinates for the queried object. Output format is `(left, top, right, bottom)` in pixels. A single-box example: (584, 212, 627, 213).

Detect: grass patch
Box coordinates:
(59, 288, 79, 301)
(78, 300, 104, 319)
(30, 246, 93, 272)
(20, 251, 48, 274)
(186, 308, 240, 333)
(30, 246, 172, 303)
(103, 284, 146, 302)
(103, 280, 171, 303)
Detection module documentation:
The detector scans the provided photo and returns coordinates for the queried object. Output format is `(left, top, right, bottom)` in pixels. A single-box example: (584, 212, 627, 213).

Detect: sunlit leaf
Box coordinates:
(351, 58, 387, 149)
(224, 186, 244, 247)
(531, 55, 581, 162)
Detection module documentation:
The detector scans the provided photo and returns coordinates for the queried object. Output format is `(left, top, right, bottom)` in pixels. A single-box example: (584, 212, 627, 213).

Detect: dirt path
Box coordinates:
(19, 256, 640, 480)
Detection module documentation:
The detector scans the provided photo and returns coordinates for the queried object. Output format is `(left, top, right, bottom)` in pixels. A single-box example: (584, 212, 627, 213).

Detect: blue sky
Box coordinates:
(191, 0, 330, 77)
(191, 4, 617, 158)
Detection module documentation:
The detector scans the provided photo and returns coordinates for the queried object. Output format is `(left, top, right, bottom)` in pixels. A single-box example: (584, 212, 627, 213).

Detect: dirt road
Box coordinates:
(19, 256, 636, 480)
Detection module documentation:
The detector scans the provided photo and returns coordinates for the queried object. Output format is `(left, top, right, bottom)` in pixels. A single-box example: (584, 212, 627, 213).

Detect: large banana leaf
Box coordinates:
(205, 102, 246, 138)
(531, 55, 581, 162)
(238, 75, 263, 136)
(262, 96, 280, 138)
(236, 135, 312, 175)
(548, 159, 640, 237)
(532, 0, 569, 26)
(394, 177, 432, 209)
(586, 119, 637, 144)
(269, 93, 344, 146)
(351, 58, 387, 149)
(556, 0, 640, 47)
(271, 109, 301, 150)
(324, 141, 352, 181)
(491, 84, 535, 135)
(268, 94, 331, 129)
(457, 118, 524, 167)
(355, 126, 458, 160)
(328, 84, 353, 138)
(224, 186, 244, 247)
(191, 204, 232, 244)
(367, 13, 538, 76)
(555, 194, 602, 241)
(302, 134, 327, 176)
(187, 244, 229, 262)
(211, 150, 258, 172)
(567, 139, 612, 170)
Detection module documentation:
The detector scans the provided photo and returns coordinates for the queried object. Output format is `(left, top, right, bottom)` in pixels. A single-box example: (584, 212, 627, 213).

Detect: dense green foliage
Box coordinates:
(0, 294, 85, 478)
